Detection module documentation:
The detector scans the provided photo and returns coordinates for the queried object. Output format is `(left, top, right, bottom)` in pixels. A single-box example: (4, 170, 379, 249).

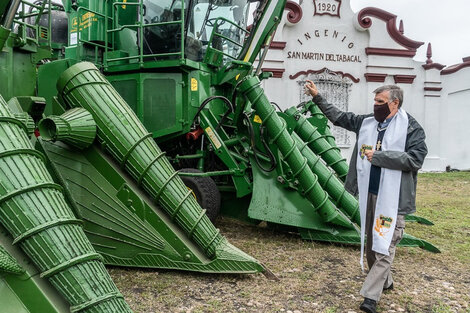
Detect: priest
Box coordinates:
(304, 82, 428, 313)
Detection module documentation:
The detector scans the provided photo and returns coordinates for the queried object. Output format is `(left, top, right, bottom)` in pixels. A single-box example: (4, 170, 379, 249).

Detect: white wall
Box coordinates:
(259, 0, 470, 171)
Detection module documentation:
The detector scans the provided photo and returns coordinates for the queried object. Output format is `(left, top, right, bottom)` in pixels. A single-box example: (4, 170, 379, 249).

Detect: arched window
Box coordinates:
(298, 69, 352, 147)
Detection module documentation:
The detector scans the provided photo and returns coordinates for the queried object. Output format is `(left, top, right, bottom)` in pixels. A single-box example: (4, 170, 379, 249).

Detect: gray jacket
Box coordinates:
(312, 94, 428, 215)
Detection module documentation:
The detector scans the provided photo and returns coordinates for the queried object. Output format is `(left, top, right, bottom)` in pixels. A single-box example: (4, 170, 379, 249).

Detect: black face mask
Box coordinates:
(373, 103, 391, 122)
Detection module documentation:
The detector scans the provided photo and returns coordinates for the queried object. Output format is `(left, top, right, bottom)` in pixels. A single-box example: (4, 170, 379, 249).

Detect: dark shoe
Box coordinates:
(360, 298, 377, 313)
(383, 282, 394, 291)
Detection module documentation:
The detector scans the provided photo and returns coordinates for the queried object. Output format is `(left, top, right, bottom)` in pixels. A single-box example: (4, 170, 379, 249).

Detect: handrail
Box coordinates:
(207, 17, 248, 62)
(12, 0, 51, 46)
(73, 6, 112, 66)
(105, 0, 185, 68)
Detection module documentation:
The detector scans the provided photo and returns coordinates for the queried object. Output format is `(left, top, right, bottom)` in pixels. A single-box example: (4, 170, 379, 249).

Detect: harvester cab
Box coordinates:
(140, 0, 249, 63)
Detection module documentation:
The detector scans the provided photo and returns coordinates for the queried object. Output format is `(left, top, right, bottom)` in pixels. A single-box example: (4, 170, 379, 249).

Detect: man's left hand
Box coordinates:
(365, 149, 375, 162)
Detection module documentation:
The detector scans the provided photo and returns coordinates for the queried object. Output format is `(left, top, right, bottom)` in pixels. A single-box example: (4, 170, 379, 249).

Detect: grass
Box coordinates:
(111, 172, 470, 312)
(412, 172, 470, 263)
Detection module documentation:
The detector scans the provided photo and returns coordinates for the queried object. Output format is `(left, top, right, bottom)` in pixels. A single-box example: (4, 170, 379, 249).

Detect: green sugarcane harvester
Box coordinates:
(0, 0, 438, 312)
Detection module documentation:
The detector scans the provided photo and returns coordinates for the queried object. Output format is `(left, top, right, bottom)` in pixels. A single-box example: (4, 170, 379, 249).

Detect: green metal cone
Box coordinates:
(13, 112, 35, 136)
(285, 107, 349, 181)
(291, 132, 361, 225)
(0, 94, 133, 313)
(239, 76, 355, 230)
(39, 107, 97, 149)
(56, 62, 263, 268)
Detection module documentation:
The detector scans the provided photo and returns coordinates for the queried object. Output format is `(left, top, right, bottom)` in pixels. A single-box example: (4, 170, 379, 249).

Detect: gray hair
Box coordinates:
(373, 85, 403, 108)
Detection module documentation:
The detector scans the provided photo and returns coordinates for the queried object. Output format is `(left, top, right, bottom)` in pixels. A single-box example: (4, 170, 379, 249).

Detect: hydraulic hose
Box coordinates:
(242, 112, 276, 172)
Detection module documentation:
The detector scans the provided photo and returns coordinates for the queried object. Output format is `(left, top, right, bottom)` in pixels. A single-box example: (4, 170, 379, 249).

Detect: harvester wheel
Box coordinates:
(180, 168, 221, 223)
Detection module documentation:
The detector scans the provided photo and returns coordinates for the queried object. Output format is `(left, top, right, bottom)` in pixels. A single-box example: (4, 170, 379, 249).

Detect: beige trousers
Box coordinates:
(360, 193, 405, 301)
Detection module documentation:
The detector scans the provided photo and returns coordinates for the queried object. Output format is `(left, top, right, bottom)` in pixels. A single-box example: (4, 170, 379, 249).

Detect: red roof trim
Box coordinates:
(394, 75, 416, 84)
(358, 7, 424, 50)
(270, 41, 287, 50)
(289, 68, 360, 83)
(441, 60, 470, 75)
(262, 68, 285, 78)
(365, 47, 416, 58)
(285, 1, 303, 24)
(422, 63, 446, 70)
(364, 73, 387, 83)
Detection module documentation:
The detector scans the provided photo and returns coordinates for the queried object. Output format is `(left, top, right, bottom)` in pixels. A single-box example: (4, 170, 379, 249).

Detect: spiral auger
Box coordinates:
(285, 106, 349, 181)
(55, 62, 264, 271)
(0, 94, 133, 313)
(239, 76, 355, 229)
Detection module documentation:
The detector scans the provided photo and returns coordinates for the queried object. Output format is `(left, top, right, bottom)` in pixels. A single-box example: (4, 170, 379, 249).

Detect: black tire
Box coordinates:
(179, 168, 221, 223)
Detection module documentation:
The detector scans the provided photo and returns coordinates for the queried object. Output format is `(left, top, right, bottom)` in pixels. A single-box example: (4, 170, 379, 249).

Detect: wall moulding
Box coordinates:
(441, 59, 470, 75)
(289, 68, 360, 83)
(269, 41, 287, 50)
(357, 7, 424, 50)
(365, 47, 416, 58)
(424, 87, 443, 92)
(262, 68, 286, 78)
(364, 73, 387, 82)
(423, 63, 446, 71)
(285, 1, 303, 24)
(393, 74, 416, 84)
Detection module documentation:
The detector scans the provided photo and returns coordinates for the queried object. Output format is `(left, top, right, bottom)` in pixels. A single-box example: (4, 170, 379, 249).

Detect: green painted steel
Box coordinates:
(0, 94, 133, 313)
(299, 227, 440, 252)
(56, 62, 264, 270)
(12, 112, 35, 137)
(39, 107, 97, 149)
(239, 0, 287, 64)
(0, 0, 19, 50)
(1, 225, 70, 313)
(239, 76, 355, 230)
(38, 138, 265, 273)
(0, 26, 9, 51)
(404, 214, 434, 225)
(291, 131, 361, 225)
(0, 245, 24, 275)
(197, 109, 253, 198)
(300, 101, 342, 154)
(249, 156, 347, 234)
(285, 106, 349, 181)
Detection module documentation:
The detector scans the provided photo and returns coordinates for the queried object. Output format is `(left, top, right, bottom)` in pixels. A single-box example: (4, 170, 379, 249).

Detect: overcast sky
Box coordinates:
(349, 0, 470, 66)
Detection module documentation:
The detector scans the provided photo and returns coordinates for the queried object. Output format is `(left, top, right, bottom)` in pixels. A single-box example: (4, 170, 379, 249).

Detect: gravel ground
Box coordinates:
(110, 173, 470, 313)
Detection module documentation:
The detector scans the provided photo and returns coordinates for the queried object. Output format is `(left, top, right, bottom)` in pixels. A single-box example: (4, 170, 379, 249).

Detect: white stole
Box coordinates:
(356, 109, 408, 270)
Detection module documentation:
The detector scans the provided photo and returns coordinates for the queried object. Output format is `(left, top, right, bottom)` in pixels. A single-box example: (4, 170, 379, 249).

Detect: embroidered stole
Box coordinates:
(356, 109, 408, 269)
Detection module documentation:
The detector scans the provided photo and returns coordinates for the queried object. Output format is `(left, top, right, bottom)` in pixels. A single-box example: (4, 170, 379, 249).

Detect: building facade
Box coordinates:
(260, 0, 470, 171)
